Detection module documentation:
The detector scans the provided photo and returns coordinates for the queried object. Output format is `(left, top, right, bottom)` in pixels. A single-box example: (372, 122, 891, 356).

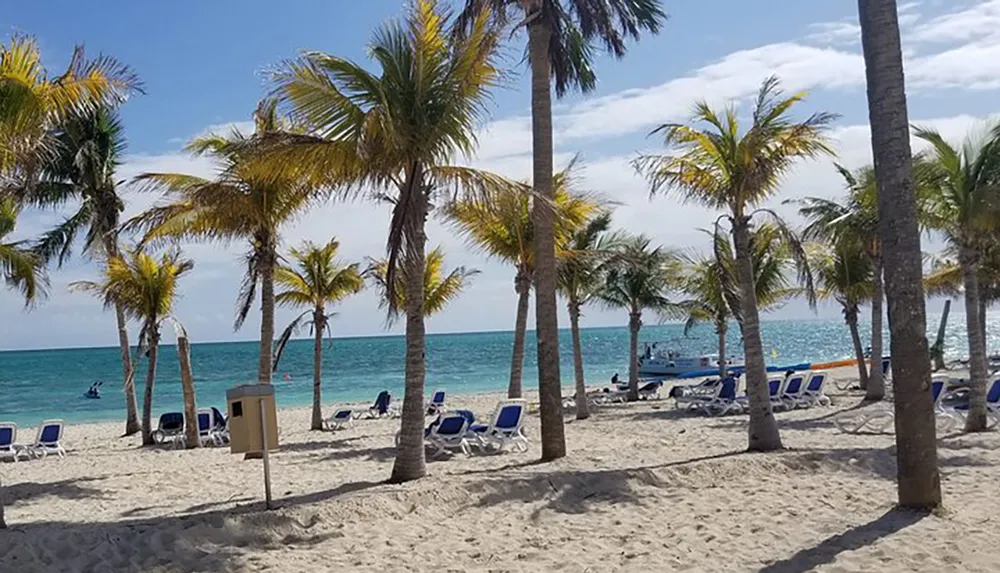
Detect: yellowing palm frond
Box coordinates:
(366, 245, 478, 320)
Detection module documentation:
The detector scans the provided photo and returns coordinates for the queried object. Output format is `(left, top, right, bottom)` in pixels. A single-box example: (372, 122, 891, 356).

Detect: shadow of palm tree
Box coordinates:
(757, 508, 928, 573)
(5, 477, 107, 505)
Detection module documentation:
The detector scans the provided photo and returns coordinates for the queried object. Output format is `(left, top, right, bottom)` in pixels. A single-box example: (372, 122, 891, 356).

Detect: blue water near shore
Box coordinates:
(0, 316, 995, 428)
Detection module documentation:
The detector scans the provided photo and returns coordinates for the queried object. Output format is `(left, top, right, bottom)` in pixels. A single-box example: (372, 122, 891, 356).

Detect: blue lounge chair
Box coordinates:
(701, 377, 741, 416)
(798, 372, 831, 408)
(325, 409, 354, 431)
(949, 377, 1000, 427)
(837, 376, 954, 434)
(152, 412, 184, 445)
(28, 419, 66, 459)
(674, 378, 722, 410)
(369, 391, 395, 418)
(470, 399, 529, 453)
(426, 390, 446, 416)
(0, 422, 25, 462)
(426, 410, 472, 456)
(779, 373, 808, 410)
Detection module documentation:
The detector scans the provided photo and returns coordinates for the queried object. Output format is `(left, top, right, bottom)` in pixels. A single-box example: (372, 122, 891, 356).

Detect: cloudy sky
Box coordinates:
(3, 0, 997, 350)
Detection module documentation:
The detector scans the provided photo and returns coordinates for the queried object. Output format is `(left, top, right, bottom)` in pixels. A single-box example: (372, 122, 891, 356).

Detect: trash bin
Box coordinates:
(226, 384, 278, 454)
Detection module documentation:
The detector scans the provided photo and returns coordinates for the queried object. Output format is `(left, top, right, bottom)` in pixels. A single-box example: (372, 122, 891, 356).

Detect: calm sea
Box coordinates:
(0, 315, 995, 428)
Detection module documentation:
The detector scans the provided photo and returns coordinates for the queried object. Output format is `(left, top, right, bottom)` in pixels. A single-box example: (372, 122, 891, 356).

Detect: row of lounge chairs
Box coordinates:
(562, 381, 664, 409)
(421, 399, 530, 456)
(324, 390, 445, 430)
(0, 420, 65, 461)
(151, 408, 229, 448)
(675, 371, 831, 417)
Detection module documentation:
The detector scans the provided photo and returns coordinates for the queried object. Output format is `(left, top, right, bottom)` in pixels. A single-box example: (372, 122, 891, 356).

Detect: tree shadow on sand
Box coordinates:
(4, 476, 108, 505)
(757, 508, 928, 573)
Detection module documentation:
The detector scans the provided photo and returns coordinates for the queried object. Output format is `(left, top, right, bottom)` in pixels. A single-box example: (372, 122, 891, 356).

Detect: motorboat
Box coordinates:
(637, 342, 743, 377)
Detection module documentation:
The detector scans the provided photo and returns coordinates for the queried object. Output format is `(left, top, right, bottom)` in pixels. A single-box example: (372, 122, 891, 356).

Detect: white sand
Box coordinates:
(2, 366, 999, 572)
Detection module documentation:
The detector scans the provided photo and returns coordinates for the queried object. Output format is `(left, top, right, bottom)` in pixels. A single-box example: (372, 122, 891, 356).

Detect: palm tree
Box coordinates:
(0, 35, 141, 178)
(925, 241, 1000, 332)
(0, 198, 45, 303)
(272, 239, 364, 431)
(444, 160, 598, 399)
(807, 243, 875, 387)
(857, 0, 940, 508)
(128, 100, 320, 389)
(454, 0, 666, 462)
(269, 0, 507, 482)
(633, 76, 833, 452)
(10, 107, 143, 434)
(365, 246, 478, 319)
(598, 235, 679, 401)
(71, 248, 193, 445)
(914, 124, 1000, 432)
(557, 211, 618, 420)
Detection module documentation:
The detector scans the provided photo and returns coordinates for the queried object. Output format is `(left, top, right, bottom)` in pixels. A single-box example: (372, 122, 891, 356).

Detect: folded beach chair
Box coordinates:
(0, 422, 26, 462)
(324, 409, 354, 431)
(469, 399, 529, 453)
(426, 389, 446, 416)
(425, 410, 473, 456)
(779, 372, 808, 410)
(28, 419, 66, 459)
(836, 376, 954, 434)
(151, 412, 185, 445)
(798, 371, 831, 408)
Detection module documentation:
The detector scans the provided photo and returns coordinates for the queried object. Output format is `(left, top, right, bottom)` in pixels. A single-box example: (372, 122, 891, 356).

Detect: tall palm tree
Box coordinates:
(0, 198, 45, 303)
(807, 242, 875, 386)
(268, 0, 507, 482)
(598, 235, 679, 401)
(444, 160, 598, 399)
(633, 77, 833, 452)
(454, 0, 666, 462)
(71, 248, 193, 445)
(11, 107, 143, 434)
(366, 246, 478, 319)
(914, 124, 1000, 432)
(857, 0, 940, 508)
(128, 100, 319, 389)
(0, 35, 141, 178)
(925, 241, 1000, 331)
(272, 239, 364, 430)
(557, 211, 619, 420)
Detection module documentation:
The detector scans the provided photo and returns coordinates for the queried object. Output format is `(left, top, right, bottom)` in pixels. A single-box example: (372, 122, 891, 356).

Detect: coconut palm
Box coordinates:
(444, 160, 598, 399)
(807, 243, 875, 387)
(127, 100, 320, 389)
(0, 35, 140, 178)
(598, 235, 679, 401)
(454, 0, 666, 462)
(366, 246, 478, 319)
(10, 107, 143, 434)
(0, 198, 45, 303)
(272, 239, 364, 431)
(557, 210, 619, 420)
(857, 0, 940, 508)
(268, 0, 507, 482)
(925, 241, 1000, 331)
(633, 76, 833, 452)
(914, 123, 1000, 432)
(71, 248, 193, 445)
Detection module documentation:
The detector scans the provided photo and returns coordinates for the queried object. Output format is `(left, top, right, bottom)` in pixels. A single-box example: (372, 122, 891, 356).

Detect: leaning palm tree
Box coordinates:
(444, 160, 598, 399)
(857, 0, 940, 508)
(925, 241, 1000, 335)
(11, 107, 143, 434)
(0, 198, 45, 304)
(807, 243, 875, 387)
(365, 246, 478, 320)
(454, 0, 666, 462)
(557, 211, 619, 420)
(0, 35, 141, 177)
(634, 76, 833, 452)
(128, 100, 320, 388)
(71, 248, 193, 445)
(272, 239, 364, 431)
(598, 235, 679, 401)
(268, 0, 507, 482)
(914, 123, 1000, 432)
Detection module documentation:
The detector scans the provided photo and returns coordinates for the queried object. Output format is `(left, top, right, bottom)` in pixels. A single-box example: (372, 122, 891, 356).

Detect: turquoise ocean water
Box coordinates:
(0, 315, 996, 428)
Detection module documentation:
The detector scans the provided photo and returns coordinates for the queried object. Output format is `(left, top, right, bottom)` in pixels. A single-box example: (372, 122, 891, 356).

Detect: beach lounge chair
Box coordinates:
(324, 409, 354, 431)
(0, 422, 25, 462)
(425, 410, 473, 456)
(426, 390, 446, 416)
(637, 381, 664, 400)
(836, 376, 954, 434)
(948, 377, 1000, 427)
(151, 412, 185, 445)
(798, 371, 831, 408)
(673, 378, 722, 410)
(369, 391, 397, 418)
(469, 399, 529, 453)
(779, 372, 808, 410)
(27, 419, 66, 459)
(700, 377, 741, 417)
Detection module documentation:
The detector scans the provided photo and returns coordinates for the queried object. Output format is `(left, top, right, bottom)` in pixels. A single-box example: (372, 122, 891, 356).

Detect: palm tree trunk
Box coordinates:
(859, 0, 941, 509)
(866, 252, 886, 400)
(0, 476, 5, 529)
(569, 300, 589, 420)
(932, 299, 951, 371)
(527, 10, 566, 461)
(979, 297, 988, 346)
(960, 245, 990, 431)
(717, 319, 728, 379)
(507, 270, 531, 399)
(141, 326, 160, 446)
(258, 243, 276, 384)
(104, 236, 140, 436)
(627, 310, 642, 401)
(311, 309, 325, 431)
(846, 307, 870, 391)
(177, 333, 199, 449)
(390, 165, 428, 483)
(732, 216, 782, 451)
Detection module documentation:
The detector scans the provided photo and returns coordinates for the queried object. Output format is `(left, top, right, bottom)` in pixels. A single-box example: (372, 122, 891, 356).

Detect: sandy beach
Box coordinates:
(2, 366, 999, 572)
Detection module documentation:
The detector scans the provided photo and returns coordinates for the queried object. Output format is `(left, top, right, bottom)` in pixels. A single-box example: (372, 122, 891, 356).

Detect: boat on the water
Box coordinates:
(637, 342, 744, 377)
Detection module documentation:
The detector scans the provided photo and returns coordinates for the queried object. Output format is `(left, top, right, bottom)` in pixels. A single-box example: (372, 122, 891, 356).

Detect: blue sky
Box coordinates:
(3, 0, 998, 350)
